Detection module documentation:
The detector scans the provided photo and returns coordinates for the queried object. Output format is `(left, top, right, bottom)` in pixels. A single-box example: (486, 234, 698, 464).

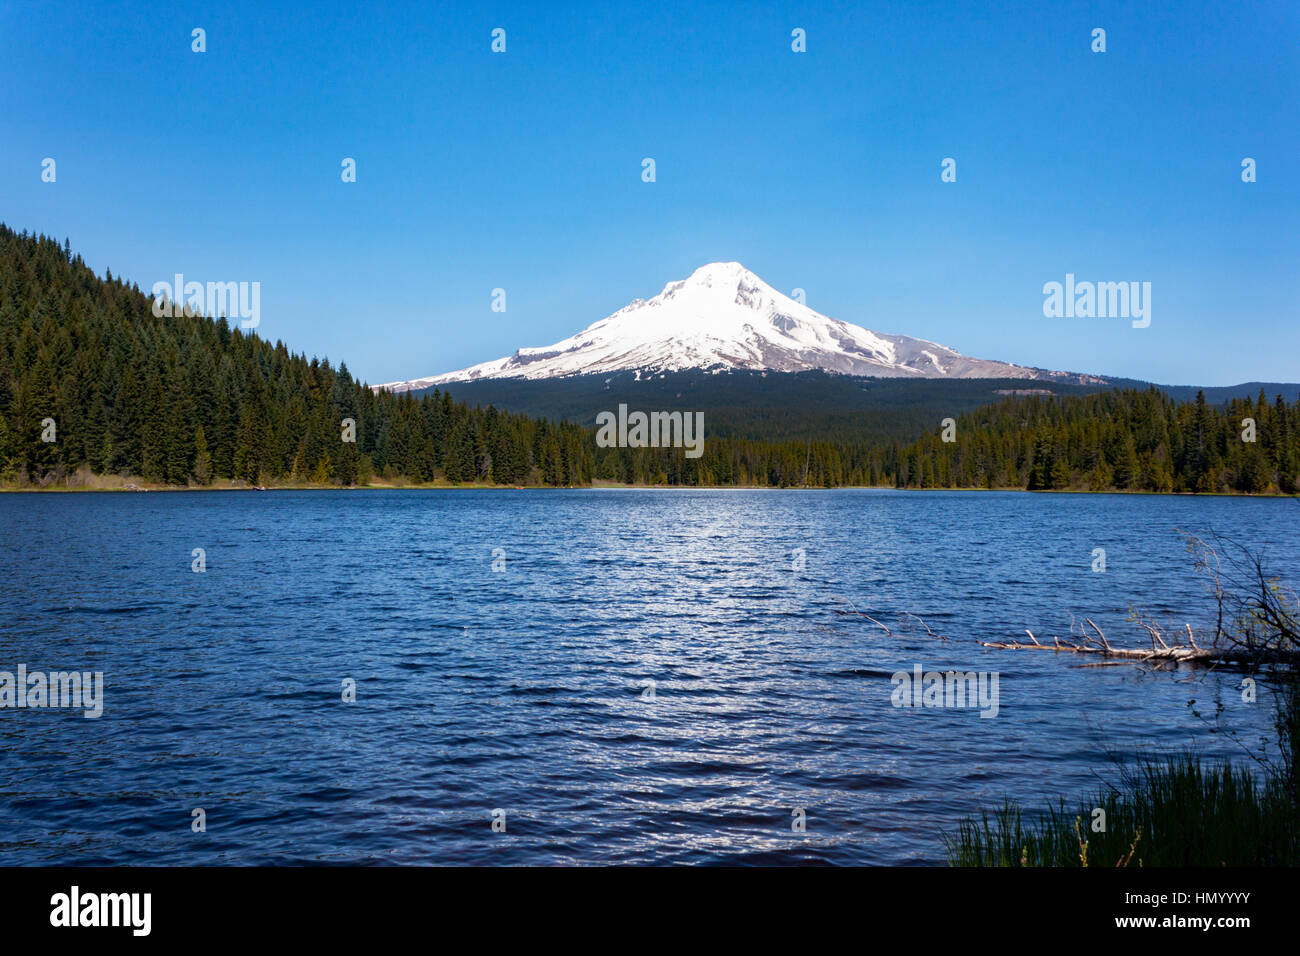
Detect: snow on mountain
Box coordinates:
(377, 262, 1103, 392)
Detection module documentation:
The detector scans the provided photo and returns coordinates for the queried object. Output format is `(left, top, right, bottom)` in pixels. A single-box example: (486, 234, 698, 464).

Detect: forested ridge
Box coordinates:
(432, 369, 1124, 445)
(590, 383, 1300, 492)
(0, 225, 592, 486)
(2, 224, 1296, 494)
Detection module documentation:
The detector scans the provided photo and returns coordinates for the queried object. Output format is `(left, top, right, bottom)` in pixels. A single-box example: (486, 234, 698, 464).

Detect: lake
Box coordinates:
(0, 489, 1294, 865)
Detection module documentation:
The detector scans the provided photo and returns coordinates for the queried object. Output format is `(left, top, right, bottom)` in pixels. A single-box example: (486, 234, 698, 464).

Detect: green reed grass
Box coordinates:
(946, 683, 1300, 866)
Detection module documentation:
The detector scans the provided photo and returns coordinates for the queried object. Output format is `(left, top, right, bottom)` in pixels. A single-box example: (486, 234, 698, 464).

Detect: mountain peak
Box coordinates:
(688, 260, 751, 280)
(658, 261, 763, 299)
(377, 264, 1105, 391)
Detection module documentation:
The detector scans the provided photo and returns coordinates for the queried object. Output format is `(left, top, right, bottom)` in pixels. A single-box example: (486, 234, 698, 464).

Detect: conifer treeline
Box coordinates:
(592, 383, 1300, 493)
(2, 225, 1297, 494)
(893, 387, 1299, 494)
(0, 226, 591, 486)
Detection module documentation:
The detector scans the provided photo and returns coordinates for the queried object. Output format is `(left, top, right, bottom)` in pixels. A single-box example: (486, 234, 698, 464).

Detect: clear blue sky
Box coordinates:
(2, 0, 1296, 386)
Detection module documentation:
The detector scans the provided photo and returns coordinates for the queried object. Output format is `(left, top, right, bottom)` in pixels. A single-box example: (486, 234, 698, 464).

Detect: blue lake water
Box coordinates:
(0, 489, 1295, 865)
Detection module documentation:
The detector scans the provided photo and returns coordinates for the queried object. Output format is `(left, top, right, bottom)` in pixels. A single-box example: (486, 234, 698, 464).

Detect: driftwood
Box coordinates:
(830, 529, 1300, 672)
(981, 619, 1300, 667)
(830, 596, 893, 636)
(900, 610, 948, 642)
(830, 598, 953, 642)
(981, 528, 1300, 672)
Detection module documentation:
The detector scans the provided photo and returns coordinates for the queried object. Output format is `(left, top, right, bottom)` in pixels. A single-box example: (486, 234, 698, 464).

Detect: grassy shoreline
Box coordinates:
(946, 750, 1299, 867)
(946, 557, 1300, 867)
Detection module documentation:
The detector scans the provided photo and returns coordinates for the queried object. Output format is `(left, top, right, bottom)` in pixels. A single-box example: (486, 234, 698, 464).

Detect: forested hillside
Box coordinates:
(0, 225, 592, 486)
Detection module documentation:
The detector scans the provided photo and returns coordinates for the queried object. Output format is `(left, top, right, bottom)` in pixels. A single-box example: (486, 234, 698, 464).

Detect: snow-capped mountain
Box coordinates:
(378, 262, 1103, 391)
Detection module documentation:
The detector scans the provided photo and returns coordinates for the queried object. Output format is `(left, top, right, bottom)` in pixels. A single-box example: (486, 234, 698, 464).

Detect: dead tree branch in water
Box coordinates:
(1179, 529, 1300, 668)
(899, 611, 948, 641)
(984, 534, 1300, 670)
(983, 613, 1300, 666)
(829, 599, 950, 642)
(830, 596, 892, 636)
(982, 535, 1300, 671)
(833, 533, 1298, 670)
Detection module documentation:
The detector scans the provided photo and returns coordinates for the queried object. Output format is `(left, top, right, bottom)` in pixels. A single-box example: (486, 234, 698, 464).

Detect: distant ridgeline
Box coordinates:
(425, 370, 1122, 445)
(1, 224, 1297, 493)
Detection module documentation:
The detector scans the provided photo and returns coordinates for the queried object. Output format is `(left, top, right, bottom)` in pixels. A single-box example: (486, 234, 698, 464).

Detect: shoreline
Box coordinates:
(1, 479, 1293, 498)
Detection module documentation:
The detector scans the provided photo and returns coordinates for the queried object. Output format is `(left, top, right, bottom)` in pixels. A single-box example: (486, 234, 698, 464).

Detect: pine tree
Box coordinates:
(0, 412, 14, 480)
(192, 424, 213, 485)
(310, 451, 332, 484)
